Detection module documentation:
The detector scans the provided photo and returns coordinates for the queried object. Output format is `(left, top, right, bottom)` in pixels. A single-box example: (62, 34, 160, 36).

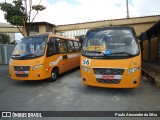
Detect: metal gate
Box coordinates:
(0, 44, 15, 64)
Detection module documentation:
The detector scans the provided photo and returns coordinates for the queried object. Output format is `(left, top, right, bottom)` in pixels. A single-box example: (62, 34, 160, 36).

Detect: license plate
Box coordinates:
(17, 71, 25, 74)
(102, 75, 114, 80)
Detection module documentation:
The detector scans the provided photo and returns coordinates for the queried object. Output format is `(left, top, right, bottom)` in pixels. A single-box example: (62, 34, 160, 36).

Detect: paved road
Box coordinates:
(0, 65, 160, 120)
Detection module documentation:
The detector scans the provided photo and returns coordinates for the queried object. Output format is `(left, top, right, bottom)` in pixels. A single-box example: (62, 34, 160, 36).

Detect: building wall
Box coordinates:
(29, 25, 53, 36)
(143, 40, 148, 60)
(56, 23, 156, 38)
(130, 23, 158, 62)
(151, 38, 158, 61)
(131, 23, 154, 36)
(143, 37, 158, 62)
(0, 22, 15, 43)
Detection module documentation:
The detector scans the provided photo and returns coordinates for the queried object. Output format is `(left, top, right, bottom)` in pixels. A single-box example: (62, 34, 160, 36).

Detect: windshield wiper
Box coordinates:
(12, 53, 37, 57)
(83, 50, 106, 57)
(84, 50, 133, 56)
(86, 51, 105, 54)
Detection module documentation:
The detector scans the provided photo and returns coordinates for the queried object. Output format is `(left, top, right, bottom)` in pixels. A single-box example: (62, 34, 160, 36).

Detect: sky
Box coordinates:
(0, 0, 160, 25)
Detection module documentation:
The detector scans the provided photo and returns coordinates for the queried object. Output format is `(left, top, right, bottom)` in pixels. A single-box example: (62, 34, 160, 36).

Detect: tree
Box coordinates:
(0, 33, 10, 44)
(0, 0, 46, 36)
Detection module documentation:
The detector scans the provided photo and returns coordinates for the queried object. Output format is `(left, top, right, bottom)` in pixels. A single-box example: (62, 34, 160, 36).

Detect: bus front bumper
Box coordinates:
(80, 67, 141, 88)
(9, 65, 47, 80)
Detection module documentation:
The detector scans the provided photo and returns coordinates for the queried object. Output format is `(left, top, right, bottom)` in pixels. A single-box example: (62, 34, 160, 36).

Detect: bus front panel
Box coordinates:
(80, 55, 141, 88)
(9, 57, 46, 80)
(80, 26, 141, 88)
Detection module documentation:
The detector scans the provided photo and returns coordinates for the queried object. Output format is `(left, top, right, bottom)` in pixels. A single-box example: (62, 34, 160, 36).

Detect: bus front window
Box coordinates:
(12, 37, 47, 59)
(82, 29, 139, 58)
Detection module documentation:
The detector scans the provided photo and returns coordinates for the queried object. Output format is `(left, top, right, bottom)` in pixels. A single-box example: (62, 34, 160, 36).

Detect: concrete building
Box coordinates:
(26, 22, 56, 36)
(0, 22, 15, 43)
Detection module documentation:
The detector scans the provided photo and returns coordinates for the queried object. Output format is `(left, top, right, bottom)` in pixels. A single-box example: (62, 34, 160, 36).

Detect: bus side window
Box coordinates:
(57, 38, 67, 53)
(74, 41, 80, 52)
(47, 37, 58, 57)
(67, 41, 74, 52)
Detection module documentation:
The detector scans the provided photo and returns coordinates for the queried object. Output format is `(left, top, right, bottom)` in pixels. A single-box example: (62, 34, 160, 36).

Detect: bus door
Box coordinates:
(66, 40, 79, 69)
(46, 37, 59, 77)
(56, 38, 71, 73)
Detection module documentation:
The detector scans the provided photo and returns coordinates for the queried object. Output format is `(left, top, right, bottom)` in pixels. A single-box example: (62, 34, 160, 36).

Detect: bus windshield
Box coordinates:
(12, 36, 47, 59)
(82, 29, 139, 58)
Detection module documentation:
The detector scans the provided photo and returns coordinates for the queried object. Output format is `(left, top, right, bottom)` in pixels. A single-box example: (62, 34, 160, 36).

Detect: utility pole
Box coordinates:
(126, 0, 129, 18)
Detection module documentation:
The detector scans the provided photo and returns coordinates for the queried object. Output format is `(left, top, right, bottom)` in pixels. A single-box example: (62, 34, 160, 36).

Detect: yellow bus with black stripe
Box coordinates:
(9, 34, 80, 82)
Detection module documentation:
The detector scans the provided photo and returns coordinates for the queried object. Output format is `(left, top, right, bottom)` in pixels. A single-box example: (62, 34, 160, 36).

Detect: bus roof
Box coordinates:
(87, 26, 135, 33)
(23, 33, 78, 41)
(48, 34, 78, 41)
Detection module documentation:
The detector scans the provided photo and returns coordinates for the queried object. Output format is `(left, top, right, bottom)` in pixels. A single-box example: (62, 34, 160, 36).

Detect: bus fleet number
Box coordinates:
(82, 59, 91, 66)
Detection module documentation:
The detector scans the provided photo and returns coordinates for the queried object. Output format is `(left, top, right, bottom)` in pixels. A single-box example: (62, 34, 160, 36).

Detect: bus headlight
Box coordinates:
(32, 64, 43, 70)
(81, 66, 90, 73)
(128, 67, 141, 74)
(9, 59, 13, 65)
(9, 65, 13, 69)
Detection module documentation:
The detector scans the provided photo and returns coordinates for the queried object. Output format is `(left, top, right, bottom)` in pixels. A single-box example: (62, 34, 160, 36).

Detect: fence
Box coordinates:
(0, 44, 15, 64)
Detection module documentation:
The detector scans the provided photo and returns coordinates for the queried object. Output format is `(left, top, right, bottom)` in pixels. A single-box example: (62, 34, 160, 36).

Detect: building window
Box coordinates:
(30, 25, 39, 33)
(46, 26, 53, 33)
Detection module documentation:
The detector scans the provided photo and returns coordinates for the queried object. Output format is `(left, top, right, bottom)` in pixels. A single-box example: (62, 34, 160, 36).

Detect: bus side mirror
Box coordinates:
(79, 36, 84, 44)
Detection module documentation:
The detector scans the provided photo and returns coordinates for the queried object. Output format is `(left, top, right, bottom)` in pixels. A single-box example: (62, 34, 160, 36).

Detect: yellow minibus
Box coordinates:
(80, 26, 141, 88)
(9, 34, 80, 82)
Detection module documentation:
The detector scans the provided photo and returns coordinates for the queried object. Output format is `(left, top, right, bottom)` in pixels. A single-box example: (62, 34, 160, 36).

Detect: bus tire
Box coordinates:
(49, 69, 58, 82)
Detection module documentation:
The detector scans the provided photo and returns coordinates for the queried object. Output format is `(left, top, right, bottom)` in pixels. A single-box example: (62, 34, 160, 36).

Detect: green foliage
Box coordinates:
(32, 5, 46, 11)
(0, 0, 46, 36)
(0, 33, 10, 44)
(0, 1, 25, 26)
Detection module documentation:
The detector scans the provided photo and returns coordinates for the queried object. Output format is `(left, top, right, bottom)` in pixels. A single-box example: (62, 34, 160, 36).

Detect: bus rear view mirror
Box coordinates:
(79, 36, 84, 44)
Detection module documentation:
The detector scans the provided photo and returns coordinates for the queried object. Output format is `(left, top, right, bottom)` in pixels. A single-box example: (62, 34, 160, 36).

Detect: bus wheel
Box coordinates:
(49, 69, 58, 82)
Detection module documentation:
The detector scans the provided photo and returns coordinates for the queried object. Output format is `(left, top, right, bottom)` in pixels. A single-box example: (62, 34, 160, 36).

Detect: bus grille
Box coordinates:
(15, 74, 29, 77)
(93, 68, 124, 75)
(96, 79, 121, 84)
(14, 66, 30, 77)
(14, 66, 30, 71)
(93, 68, 124, 84)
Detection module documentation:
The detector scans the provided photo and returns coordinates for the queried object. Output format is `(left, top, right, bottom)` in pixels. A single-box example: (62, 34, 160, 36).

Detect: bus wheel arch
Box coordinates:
(49, 66, 59, 82)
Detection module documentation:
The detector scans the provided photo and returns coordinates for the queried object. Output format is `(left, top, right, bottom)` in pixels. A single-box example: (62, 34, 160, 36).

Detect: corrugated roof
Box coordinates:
(57, 15, 160, 26)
